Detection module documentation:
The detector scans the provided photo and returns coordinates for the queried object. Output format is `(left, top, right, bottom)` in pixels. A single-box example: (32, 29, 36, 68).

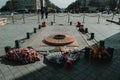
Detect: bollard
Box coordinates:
(70, 21, 72, 25)
(43, 22, 45, 24)
(26, 32, 30, 39)
(51, 21, 53, 25)
(119, 18, 120, 23)
(38, 25, 41, 29)
(107, 47, 114, 59)
(85, 28, 88, 33)
(99, 40, 105, 47)
(4, 46, 11, 53)
(84, 47, 91, 57)
(90, 33, 94, 39)
(15, 40, 20, 48)
(34, 28, 37, 33)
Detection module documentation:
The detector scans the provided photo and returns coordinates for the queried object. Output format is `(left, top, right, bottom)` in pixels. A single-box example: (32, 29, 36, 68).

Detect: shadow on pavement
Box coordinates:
(0, 32, 120, 80)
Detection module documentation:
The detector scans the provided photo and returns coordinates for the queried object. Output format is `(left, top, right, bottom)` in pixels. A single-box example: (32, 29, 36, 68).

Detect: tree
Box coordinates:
(105, 0, 117, 11)
(0, 1, 11, 11)
(109, 0, 117, 10)
(88, 0, 100, 7)
(0, 0, 19, 12)
(66, 0, 81, 12)
(44, 0, 60, 9)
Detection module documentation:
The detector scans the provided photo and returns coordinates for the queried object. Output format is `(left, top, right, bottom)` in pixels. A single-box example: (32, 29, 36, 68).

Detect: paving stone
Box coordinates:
(13, 72, 23, 79)
(0, 13, 120, 80)
(0, 76, 6, 80)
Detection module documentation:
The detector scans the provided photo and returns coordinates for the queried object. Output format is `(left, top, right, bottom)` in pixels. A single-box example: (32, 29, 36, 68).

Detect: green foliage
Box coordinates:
(66, 1, 81, 11)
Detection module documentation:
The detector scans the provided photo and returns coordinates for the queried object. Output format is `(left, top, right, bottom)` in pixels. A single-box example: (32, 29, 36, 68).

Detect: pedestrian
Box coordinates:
(41, 7, 44, 19)
(45, 7, 48, 19)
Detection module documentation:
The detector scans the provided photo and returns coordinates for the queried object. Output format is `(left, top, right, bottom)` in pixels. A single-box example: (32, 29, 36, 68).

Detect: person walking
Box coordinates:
(45, 7, 48, 19)
(41, 7, 44, 19)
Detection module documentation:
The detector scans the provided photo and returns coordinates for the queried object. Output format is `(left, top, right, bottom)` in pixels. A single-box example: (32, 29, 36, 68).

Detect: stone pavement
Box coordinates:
(0, 13, 120, 80)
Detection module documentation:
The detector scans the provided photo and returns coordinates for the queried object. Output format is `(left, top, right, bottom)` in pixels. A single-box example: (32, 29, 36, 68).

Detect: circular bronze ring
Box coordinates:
(44, 34, 75, 46)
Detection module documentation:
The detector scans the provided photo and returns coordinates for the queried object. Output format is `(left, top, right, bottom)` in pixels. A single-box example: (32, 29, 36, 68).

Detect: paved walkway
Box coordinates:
(0, 13, 120, 80)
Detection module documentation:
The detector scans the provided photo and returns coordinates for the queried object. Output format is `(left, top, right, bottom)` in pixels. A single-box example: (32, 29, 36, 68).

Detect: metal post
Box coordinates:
(90, 33, 94, 39)
(98, 13, 100, 24)
(99, 40, 105, 47)
(70, 21, 72, 25)
(68, 13, 70, 23)
(112, 12, 115, 21)
(53, 13, 55, 23)
(119, 18, 120, 23)
(85, 28, 88, 33)
(51, 21, 53, 25)
(23, 12, 25, 24)
(11, 13, 14, 24)
(84, 47, 90, 57)
(107, 47, 114, 59)
(34, 28, 37, 33)
(83, 12, 85, 23)
(26, 32, 30, 39)
(38, 25, 41, 29)
(4, 46, 11, 53)
(38, 10, 40, 23)
(15, 40, 20, 48)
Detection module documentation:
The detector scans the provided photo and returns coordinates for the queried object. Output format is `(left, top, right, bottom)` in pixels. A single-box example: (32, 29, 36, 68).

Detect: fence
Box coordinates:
(1, 13, 120, 24)
(47, 13, 120, 24)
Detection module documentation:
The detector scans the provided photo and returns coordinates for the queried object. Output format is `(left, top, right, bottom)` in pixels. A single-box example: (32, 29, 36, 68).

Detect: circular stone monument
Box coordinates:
(44, 34, 75, 46)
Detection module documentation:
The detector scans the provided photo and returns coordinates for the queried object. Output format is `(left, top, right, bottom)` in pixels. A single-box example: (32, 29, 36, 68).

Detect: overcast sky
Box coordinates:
(0, 0, 8, 8)
(50, 0, 75, 8)
(0, 0, 75, 8)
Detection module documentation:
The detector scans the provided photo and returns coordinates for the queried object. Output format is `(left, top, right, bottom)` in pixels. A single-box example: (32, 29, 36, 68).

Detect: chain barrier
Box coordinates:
(85, 14, 98, 17)
(49, 13, 115, 23)
(114, 14, 120, 16)
(69, 14, 83, 17)
(101, 14, 113, 18)
(55, 14, 68, 17)
(48, 13, 53, 16)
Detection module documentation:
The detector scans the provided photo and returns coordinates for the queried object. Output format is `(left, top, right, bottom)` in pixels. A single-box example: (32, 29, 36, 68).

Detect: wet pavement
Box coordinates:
(0, 13, 120, 80)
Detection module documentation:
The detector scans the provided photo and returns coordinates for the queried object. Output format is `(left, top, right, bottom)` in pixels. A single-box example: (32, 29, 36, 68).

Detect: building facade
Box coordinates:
(12, 0, 41, 12)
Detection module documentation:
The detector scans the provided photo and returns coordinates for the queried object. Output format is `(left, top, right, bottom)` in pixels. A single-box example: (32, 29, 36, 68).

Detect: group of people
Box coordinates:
(40, 7, 49, 19)
(40, 7, 56, 19)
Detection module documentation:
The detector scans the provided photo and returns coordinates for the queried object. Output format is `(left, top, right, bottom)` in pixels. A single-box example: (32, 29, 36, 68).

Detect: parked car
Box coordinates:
(102, 10, 112, 14)
(0, 12, 11, 15)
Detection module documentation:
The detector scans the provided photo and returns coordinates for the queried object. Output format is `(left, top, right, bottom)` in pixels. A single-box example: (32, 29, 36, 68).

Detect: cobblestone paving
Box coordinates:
(0, 13, 120, 80)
